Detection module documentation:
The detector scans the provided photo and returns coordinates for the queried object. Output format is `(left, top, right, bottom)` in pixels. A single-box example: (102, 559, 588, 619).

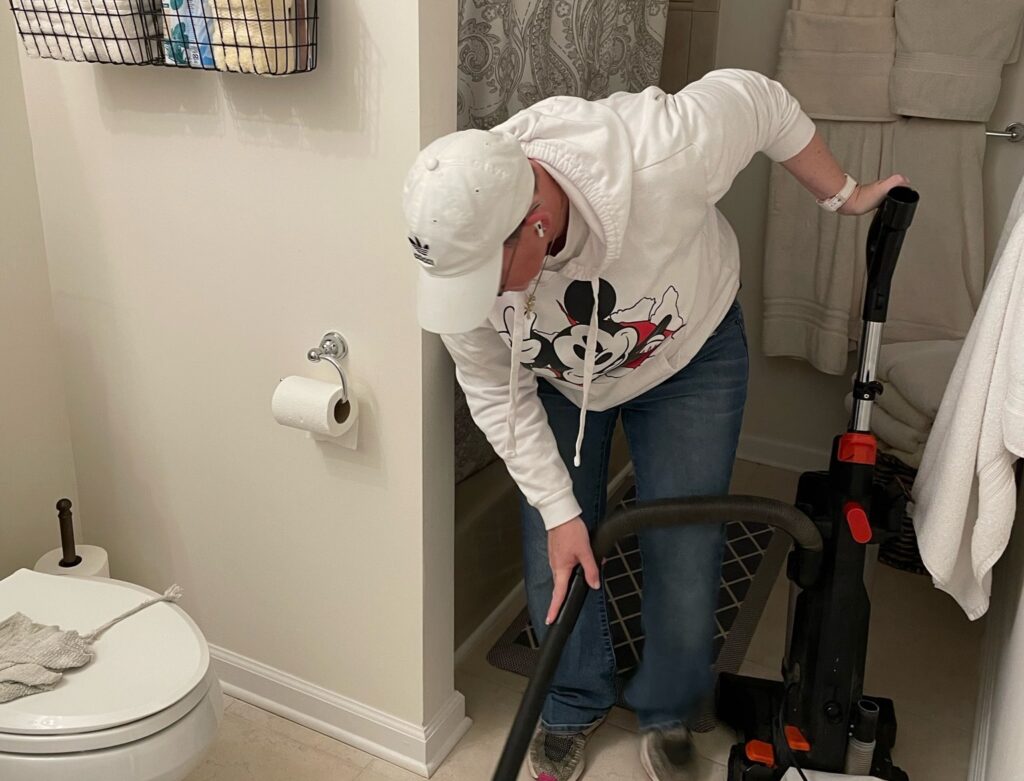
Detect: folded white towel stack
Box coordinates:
(11, 0, 159, 64)
(843, 340, 964, 467)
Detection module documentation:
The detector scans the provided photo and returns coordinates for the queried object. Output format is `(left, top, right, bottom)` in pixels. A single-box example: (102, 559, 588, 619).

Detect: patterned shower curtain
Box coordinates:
(457, 0, 670, 130)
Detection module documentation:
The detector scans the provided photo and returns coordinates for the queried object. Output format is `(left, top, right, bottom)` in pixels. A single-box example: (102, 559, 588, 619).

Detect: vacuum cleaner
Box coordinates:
(491, 185, 920, 781)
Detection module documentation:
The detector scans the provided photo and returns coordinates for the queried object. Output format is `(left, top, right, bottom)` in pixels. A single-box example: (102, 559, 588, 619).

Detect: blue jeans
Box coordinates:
(519, 300, 749, 732)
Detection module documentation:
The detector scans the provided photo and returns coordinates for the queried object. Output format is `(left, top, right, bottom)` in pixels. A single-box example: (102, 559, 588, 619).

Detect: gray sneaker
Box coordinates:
(527, 721, 602, 781)
(639, 726, 698, 781)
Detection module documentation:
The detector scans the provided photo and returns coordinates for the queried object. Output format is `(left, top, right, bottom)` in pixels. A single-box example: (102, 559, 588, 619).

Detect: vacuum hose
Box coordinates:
(491, 495, 823, 781)
(844, 699, 880, 775)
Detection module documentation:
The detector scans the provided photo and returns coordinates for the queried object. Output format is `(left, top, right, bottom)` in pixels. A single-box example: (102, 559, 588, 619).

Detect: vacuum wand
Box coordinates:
(851, 186, 920, 433)
(862, 186, 919, 324)
(491, 496, 823, 781)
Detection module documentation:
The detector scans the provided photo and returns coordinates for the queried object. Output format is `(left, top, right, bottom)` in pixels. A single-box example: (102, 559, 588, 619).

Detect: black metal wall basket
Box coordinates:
(8, 0, 319, 75)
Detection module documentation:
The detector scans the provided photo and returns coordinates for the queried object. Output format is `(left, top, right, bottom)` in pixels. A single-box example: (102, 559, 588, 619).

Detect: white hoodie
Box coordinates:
(442, 69, 815, 530)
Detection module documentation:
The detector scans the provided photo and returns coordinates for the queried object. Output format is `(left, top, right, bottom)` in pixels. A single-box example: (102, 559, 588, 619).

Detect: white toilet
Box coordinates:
(0, 569, 223, 781)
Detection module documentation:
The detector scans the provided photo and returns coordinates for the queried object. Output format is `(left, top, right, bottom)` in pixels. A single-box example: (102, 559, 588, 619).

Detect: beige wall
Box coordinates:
(717, 0, 1024, 470)
(0, 9, 79, 577)
(15, 0, 457, 741)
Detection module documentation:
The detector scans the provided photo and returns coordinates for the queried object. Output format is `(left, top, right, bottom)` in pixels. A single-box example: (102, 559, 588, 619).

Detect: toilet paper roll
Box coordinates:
(35, 545, 111, 578)
(272, 376, 360, 441)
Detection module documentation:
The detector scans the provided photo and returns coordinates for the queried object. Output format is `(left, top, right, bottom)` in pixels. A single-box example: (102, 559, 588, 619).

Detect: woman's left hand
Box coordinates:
(839, 174, 911, 216)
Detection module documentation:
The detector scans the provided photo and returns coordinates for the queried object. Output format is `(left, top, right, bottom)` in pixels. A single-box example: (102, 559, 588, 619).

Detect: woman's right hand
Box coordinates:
(545, 517, 601, 625)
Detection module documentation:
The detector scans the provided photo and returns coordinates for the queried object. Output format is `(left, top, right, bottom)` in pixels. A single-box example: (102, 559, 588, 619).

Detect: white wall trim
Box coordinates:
(737, 433, 830, 474)
(210, 645, 471, 778)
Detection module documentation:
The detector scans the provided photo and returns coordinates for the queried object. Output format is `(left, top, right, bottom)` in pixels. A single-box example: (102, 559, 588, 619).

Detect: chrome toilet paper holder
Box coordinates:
(307, 331, 349, 401)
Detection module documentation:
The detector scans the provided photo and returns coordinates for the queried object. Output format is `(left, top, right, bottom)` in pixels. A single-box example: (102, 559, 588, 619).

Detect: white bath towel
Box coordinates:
(891, 0, 1024, 122)
(11, 0, 157, 64)
(210, 0, 306, 75)
(912, 176, 1024, 620)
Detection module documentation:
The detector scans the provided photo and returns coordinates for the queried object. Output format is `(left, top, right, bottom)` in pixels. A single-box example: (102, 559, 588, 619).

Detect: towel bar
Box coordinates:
(987, 122, 1024, 142)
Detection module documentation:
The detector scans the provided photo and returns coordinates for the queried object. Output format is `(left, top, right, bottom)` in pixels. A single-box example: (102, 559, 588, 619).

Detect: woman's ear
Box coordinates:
(528, 210, 554, 239)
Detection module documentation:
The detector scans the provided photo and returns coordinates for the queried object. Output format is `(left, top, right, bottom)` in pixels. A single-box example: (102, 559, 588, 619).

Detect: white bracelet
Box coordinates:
(817, 173, 858, 212)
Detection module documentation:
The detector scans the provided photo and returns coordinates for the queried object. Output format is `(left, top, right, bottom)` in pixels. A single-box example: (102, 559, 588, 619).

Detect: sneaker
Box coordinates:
(527, 720, 602, 781)
(639, 726, 698, 781)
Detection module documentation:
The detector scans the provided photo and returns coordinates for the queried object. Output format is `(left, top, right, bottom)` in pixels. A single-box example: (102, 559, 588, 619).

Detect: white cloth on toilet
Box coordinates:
(0, 585, 182, 704)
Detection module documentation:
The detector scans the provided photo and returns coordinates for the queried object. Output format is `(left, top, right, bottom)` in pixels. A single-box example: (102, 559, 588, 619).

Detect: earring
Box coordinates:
(534, 222, 546, 238)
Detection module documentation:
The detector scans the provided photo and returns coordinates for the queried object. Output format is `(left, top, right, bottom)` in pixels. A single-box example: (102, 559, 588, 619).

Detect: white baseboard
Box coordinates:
(737, 433, 830, 474)
(210, 645, 471, 778)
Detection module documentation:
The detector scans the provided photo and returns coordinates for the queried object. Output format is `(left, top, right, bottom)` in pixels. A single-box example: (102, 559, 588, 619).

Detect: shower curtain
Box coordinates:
(453, 0, 669, 481)
(457, 0, 670, 130)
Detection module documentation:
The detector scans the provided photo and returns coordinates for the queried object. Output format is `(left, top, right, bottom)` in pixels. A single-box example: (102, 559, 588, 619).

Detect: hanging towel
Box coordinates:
(763, 120, 893, 373)
(763, 118, 984, 373)
(912, 176, 1024, 620)
(0, 585, 183, 703)
(891, 0, 1024, 122)
(210, 0, 304, 75)
(776, 0, 897, 122)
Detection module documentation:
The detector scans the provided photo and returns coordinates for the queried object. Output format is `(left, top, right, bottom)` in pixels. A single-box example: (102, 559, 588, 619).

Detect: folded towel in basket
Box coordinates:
(210, 0, 307, 75)
(11, 0, 157, 64)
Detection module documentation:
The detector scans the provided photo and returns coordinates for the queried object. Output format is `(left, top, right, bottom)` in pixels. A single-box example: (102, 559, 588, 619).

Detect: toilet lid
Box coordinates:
(0, 569, 209, 735)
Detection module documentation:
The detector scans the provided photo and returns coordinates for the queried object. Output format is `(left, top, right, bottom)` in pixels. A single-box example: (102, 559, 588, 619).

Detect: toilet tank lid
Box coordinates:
(0, 569, 209, 735)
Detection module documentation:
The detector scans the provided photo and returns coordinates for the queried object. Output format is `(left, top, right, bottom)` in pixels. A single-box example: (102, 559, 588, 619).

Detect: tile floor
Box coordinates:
(186, 461, 985, 781)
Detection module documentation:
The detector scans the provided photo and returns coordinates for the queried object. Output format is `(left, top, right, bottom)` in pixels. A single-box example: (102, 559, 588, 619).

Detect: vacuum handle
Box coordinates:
(593, 495, 822, 559)
(492, 567, 590, 781)
(491, 495, 823, 781)
(863, 186, 919, 323)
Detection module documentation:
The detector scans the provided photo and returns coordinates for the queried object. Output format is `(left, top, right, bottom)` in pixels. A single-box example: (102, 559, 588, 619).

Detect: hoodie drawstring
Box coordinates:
(505, 280, 598, 468)
(573, 278, 600, 468)
(505, 295, 524, 457)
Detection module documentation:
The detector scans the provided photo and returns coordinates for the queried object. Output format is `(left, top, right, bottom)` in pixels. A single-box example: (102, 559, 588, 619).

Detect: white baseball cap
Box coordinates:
(402, 129, 535, 334)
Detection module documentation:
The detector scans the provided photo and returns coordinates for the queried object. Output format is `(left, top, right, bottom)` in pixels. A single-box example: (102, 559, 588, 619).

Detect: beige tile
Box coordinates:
(226, 698, 375, 768)
(185, 710, 367, 781)
(891, 710, 973, 781)
(355, 758, 423, 781)
(431, 672, 530, 781)
(691, 721, 737, 767)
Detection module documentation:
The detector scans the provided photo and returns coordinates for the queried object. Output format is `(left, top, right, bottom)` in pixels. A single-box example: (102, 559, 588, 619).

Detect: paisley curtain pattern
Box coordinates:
(458, 0, 669, 130)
